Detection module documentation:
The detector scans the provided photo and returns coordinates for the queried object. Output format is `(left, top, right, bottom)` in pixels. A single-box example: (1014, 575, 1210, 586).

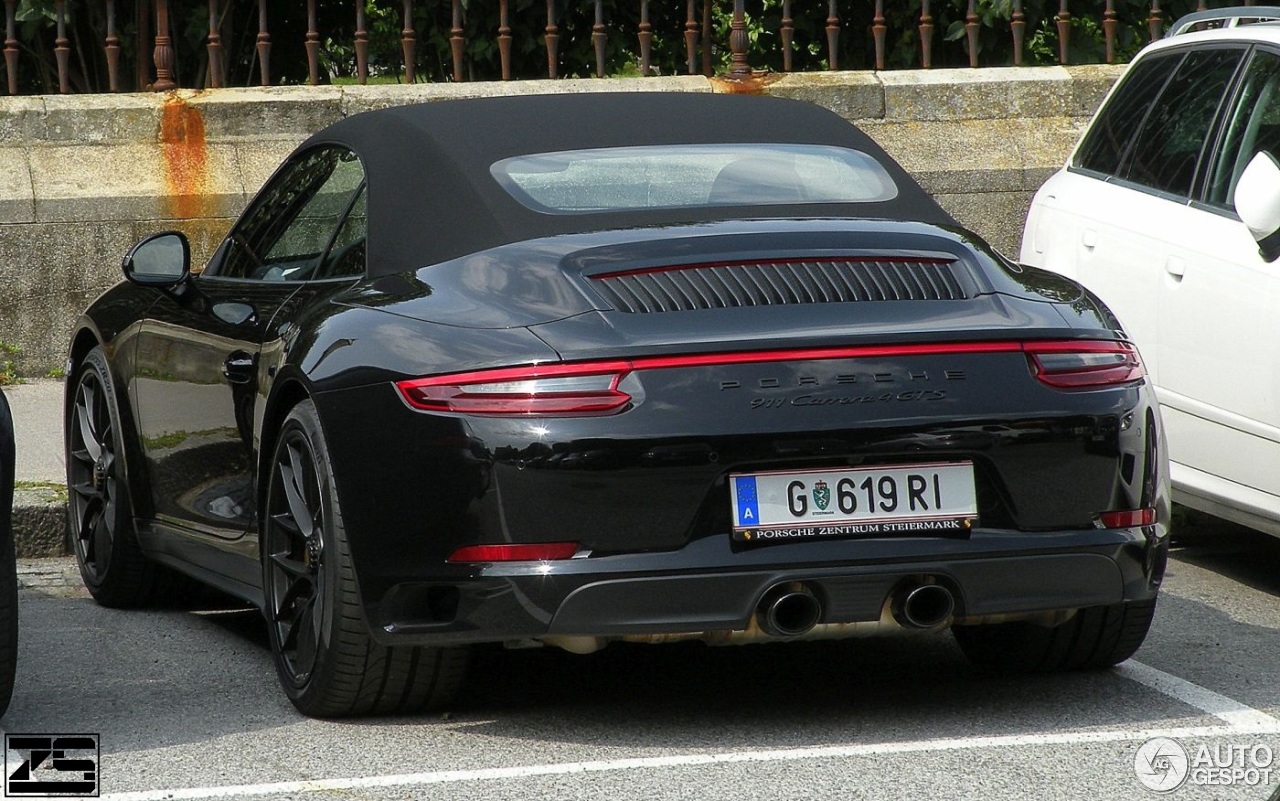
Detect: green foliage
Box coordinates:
(0, 343, 20, 387)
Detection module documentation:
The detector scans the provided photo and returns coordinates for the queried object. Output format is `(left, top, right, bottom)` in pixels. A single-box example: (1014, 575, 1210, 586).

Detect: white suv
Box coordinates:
(1021, 6, 1280, 539)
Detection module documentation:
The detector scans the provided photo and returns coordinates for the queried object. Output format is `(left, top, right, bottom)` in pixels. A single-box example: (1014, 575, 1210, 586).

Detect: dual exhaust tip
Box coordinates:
(757, 584, 824, 638)
(891, 583, 956, 630)
(756, 580, 956, 637)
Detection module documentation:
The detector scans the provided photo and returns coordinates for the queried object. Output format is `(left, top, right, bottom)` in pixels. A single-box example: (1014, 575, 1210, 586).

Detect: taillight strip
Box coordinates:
(627, 341, 1023, 371)
(396, 339, 1144, 415)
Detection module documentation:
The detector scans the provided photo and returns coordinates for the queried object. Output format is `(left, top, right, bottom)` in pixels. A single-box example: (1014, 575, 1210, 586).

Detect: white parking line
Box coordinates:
(98, 660, 1280, 801)
(1115, 661, 1280, 732)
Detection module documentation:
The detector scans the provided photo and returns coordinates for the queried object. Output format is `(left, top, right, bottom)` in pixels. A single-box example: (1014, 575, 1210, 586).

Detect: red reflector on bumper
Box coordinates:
(1099, 508, 1156, 528)
(447, 543, 580, 562)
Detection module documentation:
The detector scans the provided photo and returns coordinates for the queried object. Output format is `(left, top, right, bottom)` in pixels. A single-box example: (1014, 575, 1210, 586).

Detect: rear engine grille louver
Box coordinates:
(590, 259, 971, 314)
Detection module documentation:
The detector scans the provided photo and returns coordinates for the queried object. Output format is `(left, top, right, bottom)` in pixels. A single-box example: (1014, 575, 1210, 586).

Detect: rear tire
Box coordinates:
(952, 599, 1157, 672)
(67, 347, 162, 607)
(262, 400, 469, 718)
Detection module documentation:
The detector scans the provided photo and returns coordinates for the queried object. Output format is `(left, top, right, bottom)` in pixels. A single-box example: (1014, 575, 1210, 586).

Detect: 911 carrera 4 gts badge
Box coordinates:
(812, 480, 831, 511)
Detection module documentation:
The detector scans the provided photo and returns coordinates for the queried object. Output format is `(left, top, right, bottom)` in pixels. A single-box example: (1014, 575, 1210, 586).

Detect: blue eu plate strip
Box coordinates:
(734, 476, 759, 527)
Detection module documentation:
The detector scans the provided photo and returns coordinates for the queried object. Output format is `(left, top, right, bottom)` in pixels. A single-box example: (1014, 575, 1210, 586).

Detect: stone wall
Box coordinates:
(0, 66, 1125, 375)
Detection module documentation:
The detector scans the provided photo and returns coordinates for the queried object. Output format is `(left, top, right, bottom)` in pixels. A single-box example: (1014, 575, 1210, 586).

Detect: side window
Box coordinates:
(214, 147, 365, 281)
(1075, 53, 1184, 177)
(1120, 47, 1245, 197)
(1207, 50, 1280, 209)
(313, 186, 366, 280)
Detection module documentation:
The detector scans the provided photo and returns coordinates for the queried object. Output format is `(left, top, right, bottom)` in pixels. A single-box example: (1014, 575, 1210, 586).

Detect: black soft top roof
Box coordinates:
(301, 93, 956, 276)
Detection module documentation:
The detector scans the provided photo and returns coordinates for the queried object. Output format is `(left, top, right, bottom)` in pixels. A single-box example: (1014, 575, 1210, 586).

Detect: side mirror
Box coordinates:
(1234, 151, 1280, 262)
(122, 231, 190, 288)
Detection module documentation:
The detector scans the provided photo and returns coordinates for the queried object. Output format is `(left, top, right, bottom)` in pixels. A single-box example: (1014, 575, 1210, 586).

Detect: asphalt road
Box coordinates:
(3, 528, 1279, 801)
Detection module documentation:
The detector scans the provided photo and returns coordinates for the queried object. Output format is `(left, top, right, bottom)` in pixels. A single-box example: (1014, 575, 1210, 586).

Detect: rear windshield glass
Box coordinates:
(491, 144, 899, 214)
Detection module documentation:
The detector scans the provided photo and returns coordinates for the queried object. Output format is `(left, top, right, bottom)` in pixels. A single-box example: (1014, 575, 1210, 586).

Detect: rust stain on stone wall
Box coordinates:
(160, 96, 210, 219)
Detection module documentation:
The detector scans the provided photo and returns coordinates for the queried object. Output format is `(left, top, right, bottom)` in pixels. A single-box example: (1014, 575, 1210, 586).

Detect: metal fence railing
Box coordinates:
(0, 1, 1244, 96)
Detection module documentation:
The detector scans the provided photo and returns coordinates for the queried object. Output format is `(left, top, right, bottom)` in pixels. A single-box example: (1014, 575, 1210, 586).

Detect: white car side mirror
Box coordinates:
(1235, 151, 1280, 262)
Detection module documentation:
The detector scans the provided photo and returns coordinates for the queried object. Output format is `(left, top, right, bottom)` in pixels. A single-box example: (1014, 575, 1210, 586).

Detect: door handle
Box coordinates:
(1165, 256, 1186, 280)
(222, 352, 256, 385)
(1081, 229, 1098, 249)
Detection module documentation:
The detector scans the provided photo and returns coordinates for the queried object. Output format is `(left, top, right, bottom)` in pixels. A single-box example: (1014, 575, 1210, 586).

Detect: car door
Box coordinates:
(1156, 46, 1280, 521)
(132, 146, 367, 545)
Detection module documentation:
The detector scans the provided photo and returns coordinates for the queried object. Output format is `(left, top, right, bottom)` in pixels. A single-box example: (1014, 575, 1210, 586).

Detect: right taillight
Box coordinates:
(1026, 341, 1145, 389)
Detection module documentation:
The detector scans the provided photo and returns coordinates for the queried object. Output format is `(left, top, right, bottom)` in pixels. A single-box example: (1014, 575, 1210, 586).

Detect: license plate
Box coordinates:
(730, 462, 977, 544)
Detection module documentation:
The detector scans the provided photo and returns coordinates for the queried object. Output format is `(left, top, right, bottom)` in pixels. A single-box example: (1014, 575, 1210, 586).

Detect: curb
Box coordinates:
(17, 556, 82, 594)
(12, 487, 68, 559)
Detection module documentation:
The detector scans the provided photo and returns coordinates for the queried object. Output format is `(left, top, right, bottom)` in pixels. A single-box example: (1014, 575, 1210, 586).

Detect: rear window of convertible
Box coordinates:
(491, 144, 900, 214)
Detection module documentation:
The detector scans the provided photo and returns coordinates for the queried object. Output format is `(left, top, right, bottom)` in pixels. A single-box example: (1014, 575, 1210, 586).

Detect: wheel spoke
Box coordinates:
(92, 511, 113, 570)
(293, 595, 318, 675)
(280, 612, 300, 652)
(280, 443, 315, 540)
(76, 391, 102, 463)
(281, 589, 317, 654)
(104, 479, 117, 523)
(70, 481, 100, 500)
(274, 574, 311, 619)
(80, 503, 102, 545)
(99, 407, 114, 445)
(270, 511, 303, 540)
(270, 550, 309, 580)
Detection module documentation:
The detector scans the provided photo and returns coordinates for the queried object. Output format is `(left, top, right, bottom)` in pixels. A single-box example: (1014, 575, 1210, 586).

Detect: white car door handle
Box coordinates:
(1165, 256, 1186, 279)
(1081, 229, 1097, 249)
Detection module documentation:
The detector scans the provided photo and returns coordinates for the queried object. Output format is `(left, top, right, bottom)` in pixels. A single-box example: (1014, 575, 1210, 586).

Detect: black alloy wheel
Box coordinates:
(66, 347, 158, 607)
(262, 400, 469, 718)
(264, 416, 328, 689)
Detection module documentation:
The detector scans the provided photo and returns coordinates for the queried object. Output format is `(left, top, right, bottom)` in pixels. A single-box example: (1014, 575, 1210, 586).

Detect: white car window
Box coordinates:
(1207, 49, 1280, 208)
(1121, 47, 1244, 197)
(1074, 52, 1182, 178)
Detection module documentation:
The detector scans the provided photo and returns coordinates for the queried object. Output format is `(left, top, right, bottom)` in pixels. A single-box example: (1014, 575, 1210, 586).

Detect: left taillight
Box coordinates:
(1026, 341, 1145, 389)
(397, 360, 632, 416)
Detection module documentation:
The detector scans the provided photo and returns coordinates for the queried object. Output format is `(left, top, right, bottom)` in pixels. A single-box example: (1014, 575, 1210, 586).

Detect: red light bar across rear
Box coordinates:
(396, 339, 1145, 416)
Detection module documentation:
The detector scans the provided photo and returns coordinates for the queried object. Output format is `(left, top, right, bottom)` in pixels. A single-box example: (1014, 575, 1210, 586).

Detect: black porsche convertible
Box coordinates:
(67, 93, 1170, 718)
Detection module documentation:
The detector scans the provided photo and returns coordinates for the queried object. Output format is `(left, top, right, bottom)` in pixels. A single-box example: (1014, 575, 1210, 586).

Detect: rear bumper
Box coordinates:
(363, 525, 1168, 647)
